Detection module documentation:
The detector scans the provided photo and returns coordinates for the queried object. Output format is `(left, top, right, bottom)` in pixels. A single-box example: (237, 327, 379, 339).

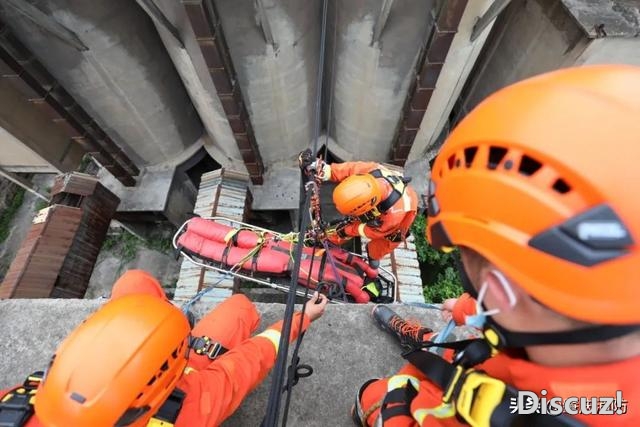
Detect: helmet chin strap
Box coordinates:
(484, 317, 640, 349)
(455, 257, 640, 348)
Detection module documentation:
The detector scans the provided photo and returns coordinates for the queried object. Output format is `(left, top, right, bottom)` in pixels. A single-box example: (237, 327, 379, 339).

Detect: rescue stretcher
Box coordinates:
(172, 216, 398, 304)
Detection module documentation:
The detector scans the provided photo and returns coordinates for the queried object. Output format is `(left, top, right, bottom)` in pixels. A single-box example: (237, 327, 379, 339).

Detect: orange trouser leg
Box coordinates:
(359, 363, 422, 426)
(367, 239, 400, 260)
(188, 294, 261, 370)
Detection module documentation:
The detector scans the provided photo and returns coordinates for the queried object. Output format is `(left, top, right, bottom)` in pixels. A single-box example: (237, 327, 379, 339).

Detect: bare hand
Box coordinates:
(441, 297, 458, 321)
(304, 291, 328, 322)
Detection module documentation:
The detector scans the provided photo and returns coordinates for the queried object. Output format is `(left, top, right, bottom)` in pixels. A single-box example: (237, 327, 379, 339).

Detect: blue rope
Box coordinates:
(404, 302, 457, 354)
(181, 270, 233, 315)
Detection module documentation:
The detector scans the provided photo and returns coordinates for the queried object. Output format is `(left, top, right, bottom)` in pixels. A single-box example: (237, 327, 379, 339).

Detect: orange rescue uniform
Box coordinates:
(327, 161, 418, 260)
(1, 274, 310, 427)
(358, 293, 639, 426)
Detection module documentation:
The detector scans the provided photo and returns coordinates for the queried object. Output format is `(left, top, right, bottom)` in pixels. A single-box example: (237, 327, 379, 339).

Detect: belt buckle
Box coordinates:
(192, 336, 224, 360)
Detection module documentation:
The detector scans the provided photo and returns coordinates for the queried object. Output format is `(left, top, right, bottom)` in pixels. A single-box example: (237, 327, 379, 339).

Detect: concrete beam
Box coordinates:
(0, 125, 53, 172)
(3, 0, 88, 51)
(0, 299, 473, 426)
(371, 0, 394, 45)
(407, 0, 496, 162)
(255, 0, 278, 51)
(149, 1, 250, 174)
(0, 166, 49, 201)
(470, 0, 513, 41)
(135, 0, 185, 48)
(212, 0, 319, 168)
(0, 0, 203, 168)
(182, 0, 265, 185)
(332, 0, 435, 163)
(0, 79, 84, 172)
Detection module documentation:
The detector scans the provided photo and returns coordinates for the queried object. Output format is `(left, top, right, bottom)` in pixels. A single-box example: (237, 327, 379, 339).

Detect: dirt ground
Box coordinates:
(85, 245, 181, 299)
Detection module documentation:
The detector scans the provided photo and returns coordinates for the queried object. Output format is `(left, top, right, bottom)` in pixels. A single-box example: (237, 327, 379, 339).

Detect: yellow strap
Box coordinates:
(357, 223, 367, 238)
(257, 329, 282, 353)
(387, 374, 420, 392)
(223, 228, 240, 244)
(147, 418, 174, 427)
(362, 282, 380, 297)
(412, 403, 456, 423)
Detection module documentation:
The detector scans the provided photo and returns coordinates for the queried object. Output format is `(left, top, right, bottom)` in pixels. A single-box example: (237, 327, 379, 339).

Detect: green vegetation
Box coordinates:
(0, 188, 25, 244)
(34, 199, 48, 211)
(77, 154, 93, 173)
(101, 230, 173, 265)
(34, 186, 52, 211)
(410, 215, 463, 303)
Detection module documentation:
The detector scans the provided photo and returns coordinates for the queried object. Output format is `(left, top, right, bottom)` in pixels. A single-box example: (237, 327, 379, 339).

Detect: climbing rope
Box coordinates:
(263, 0, 331, 424)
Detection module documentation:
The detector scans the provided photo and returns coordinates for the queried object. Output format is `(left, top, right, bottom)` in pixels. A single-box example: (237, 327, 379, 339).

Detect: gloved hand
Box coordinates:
(325, 218, 351, 239)
(298, 149, 314, 171)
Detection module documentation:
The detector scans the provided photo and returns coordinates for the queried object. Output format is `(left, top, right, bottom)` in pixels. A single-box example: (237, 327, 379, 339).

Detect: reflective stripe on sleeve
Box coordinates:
(257, 329, 282, 353)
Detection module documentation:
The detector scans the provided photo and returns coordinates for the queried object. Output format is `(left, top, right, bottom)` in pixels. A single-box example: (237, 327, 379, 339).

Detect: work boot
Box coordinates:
(371, 305, 432, 349)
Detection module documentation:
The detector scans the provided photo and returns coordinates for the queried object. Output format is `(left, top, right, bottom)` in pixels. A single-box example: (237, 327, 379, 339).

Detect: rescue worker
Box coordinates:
(0, 269, 328, 426)
(298, 151, 419, 266)
(351, 64, 640, 426)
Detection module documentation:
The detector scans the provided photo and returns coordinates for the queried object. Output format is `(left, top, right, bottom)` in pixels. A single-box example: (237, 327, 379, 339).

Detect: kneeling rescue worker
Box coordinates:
(0, 269, 328, 426)
(299, 152, 419, 266)
(352, 64, 640, 426)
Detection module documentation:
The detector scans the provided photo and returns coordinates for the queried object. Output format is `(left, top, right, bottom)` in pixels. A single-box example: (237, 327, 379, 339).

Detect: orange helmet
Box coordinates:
(333, 174, 383, 216)
(35, 294, 191, 426)
(426, 64, 639, 325)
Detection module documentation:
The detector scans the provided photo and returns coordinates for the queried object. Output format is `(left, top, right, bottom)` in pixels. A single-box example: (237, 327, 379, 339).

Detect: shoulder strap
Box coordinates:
(0, 372, 43, 427)
(369, 169, 406, 213)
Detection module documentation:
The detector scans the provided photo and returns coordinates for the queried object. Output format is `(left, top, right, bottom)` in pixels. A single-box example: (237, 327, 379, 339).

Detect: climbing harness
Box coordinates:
(0, 372, 188, 427)
(396, 343, 586, 427)
(0, 372, 42, 426)
(368, 168, 412, 215)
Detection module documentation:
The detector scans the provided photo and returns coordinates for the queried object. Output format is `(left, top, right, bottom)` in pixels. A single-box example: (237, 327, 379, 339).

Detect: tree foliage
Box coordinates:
(410, 215, 463, 303)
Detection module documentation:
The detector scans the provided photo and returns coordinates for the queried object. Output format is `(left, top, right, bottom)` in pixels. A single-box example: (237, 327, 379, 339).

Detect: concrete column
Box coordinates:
(408, 0, 495, 162)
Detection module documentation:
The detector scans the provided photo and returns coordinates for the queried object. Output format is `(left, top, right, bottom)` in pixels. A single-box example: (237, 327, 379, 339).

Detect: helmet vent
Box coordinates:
(447, 154, 456, 169)
(552, 178, 571, 194)
(464, 146, 478, 167)
(518, 155, 542, 176)
(488, 146, 508, 170)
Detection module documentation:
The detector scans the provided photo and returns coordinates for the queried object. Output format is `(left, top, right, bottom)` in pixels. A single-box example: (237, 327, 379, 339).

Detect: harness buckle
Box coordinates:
(189, 336, 227, 360)
(442, 367, 507, 427)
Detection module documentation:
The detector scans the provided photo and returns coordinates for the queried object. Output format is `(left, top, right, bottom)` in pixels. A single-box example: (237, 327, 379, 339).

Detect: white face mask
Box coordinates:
(464, 270, 517, 329)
